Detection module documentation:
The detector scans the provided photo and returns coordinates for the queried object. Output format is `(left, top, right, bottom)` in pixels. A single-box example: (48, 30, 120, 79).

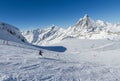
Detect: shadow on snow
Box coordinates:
(33, 45, 67, 52)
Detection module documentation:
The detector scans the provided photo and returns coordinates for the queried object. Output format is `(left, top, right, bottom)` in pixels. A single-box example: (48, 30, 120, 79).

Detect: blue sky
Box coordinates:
(0, 0, 120, 30)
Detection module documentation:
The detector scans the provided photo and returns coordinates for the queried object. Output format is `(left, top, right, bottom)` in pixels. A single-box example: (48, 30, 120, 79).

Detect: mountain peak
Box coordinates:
(51, 24, 56, 27)
(83, 14, 89, 19)
(75, 14, 95, 31)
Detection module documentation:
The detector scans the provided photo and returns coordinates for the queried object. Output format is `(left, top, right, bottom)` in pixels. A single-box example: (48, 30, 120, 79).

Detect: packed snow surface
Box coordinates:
(1, 38, 120, 81)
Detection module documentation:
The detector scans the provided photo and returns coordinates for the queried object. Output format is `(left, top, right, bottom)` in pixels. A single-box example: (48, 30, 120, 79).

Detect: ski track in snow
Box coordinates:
(0, 39, 120, 81)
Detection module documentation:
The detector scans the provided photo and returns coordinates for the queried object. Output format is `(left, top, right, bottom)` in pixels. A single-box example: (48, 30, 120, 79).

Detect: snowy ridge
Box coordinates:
(23, 14, 120, 45)
(0, 22, 27, 43)
(22, 25, 65, 45)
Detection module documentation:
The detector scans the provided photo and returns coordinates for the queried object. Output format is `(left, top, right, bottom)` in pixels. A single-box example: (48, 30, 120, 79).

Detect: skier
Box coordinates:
(39, 50, 43, 56)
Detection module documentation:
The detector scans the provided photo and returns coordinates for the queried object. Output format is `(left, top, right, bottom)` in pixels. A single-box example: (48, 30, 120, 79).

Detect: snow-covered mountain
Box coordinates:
(22, 25, 65, 45)
(0, 22, 27, 43)
(22, 14, 120, 45)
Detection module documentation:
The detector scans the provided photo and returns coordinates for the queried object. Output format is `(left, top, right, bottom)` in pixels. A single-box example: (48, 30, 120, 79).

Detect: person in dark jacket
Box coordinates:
(39, 50, 43, 56)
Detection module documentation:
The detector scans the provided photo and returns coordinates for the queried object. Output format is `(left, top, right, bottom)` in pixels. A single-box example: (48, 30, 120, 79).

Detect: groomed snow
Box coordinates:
(1, 38, 120, 81)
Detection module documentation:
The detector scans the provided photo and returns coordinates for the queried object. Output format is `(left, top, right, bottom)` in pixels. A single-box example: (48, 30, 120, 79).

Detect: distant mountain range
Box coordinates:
(0, 14, 120, 46)
(22, 14, 120, 45)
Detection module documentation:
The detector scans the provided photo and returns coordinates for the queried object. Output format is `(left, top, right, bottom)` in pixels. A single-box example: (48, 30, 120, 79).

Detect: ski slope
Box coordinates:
(53, 38, 120, 65)
(1, 39, 120, 81)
